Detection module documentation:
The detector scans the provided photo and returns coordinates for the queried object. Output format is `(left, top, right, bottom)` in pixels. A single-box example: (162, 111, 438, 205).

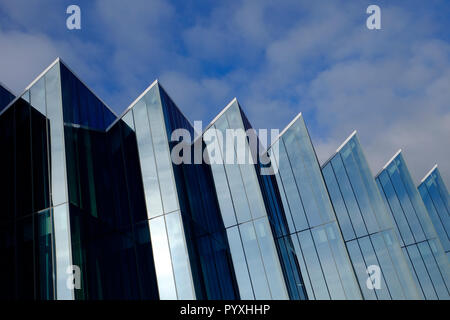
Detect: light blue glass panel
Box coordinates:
(388, 163, 426, 243)
(205, 126, 237, 227)
(240, 162, 266, 220)
(311, 225, 346, 299)
(340, 142, 379, 234)
(276, 140, 308, 232)
(377, 172, 413, 246)
(419, 185, 450, 253)
(428, 238, 450, 290)
(239, 221, 272, 299)
(29, 76, 46, 115)
(357, 236, 391, 299)
(324, 222, 362, 299)
(322, 163, 356, 240)
(145, 86, 178, 214)
(254, 218, 289, 299)
(395, 157, 437, 240)
(331, 155, 367, 237)
(290, 234, 315, 299)
(406, 244, 438, 300)
(297, 230, 330, 299)
(122, 111, 134, 130)
(132, 101, 163, 218)
(418, 240, 450, 299)
(149, 216, 177, 299)
(351, 137, 393, 230)
(53, 204, 74, 300)
(402, 247, 425, 300)
(434, 171, 450, 213)
(346, 239, 377, 300)
(370, 232, 405, 299)
(381, 230, 421, 299)
(226, 226, 255, 299)
(45, 63, 68, 206)
(166, 212, 195, 299)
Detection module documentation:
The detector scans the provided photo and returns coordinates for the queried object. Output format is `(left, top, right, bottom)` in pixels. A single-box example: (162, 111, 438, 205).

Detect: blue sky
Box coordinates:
(0, 0, 449, 186)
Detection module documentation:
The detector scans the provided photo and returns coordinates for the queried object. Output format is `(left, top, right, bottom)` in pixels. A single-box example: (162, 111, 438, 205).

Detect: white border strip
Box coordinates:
(421, 164, 438, 183)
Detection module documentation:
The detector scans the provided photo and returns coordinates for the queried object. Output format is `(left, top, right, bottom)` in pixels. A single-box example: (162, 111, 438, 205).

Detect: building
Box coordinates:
(267, 114, 362, 300)
(321, 132, 420, 299)
(202, 99, 307, 300)
(418, 165, 450, 259)
(0, 57, 448, 300)
(376, 151, 450, 299)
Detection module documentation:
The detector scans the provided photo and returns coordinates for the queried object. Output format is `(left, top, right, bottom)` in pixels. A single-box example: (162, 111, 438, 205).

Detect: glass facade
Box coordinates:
(0, 59, 160, 300)
(203, 100, 307, 300)
(117, 82, 239, 300)
(376, 152, 450, 299)
(267, 114, 362, 300)
(418, 166, 450, 260)
(0, 58, 448, 300)
(322, 133, 420, 299)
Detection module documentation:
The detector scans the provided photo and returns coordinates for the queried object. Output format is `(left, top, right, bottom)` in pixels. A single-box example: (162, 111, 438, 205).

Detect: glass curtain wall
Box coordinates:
(418, 166, 450, 259)
(267, 114, 362, 300)
(203, 99, 307, 300)
(322, 133, 420, 300)
(0, 83, 15, 112)
(119, 82, 239, 300)
(376, 152, 450, 299)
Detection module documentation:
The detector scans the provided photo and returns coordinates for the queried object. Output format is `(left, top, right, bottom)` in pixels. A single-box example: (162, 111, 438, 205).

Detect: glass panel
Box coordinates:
(165, 212, 195, 299)
(53, 204, 74, 300)
(226, 226, 254, 299)
(254, 218, 288, 299)
(149, 216, 177, 299)
(239, 221, 271, 299)
(145, 86, 178, 214)
(132, 101, 163, 218)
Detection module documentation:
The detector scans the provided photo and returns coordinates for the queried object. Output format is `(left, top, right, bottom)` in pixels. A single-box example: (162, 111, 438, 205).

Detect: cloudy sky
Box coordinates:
(0, 0, 449, 186)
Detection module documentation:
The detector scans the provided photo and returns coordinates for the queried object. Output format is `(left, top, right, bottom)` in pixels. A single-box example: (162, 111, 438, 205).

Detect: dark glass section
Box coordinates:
(59, 62, 116, 131)
(158, 84, 240, 299)
(0, 84, 15, 113)
(0, 97, 53, 300)
(64, 120, 159, 299)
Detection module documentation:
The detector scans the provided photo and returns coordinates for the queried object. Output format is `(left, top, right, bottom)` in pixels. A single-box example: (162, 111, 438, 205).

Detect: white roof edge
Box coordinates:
(106, 79, 158, 131)
(25, 57, 60, 91)
(279, 112, 303, 138)
(336, 130, 357, 153)
(382, 149, 402, 170)
(267, 112, 303, 150)
(420, 164, 438, 183)
(0, 58, 60, 118)
(206, 97, 238, 129)
(320, 130, 358, 168)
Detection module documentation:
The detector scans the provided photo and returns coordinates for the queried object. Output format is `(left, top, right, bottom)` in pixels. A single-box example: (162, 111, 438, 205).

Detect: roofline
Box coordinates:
(58, 57, 119, 118)
(205, 97, 238, 132)
(420, 164, 438, 184)
(0, 57, 119, 122)
(106, 79, 158, 131)
(268, 112, 302, 150)
(375, 149, 402, 178)
(0, 58, 60, 118)
(321, 130, 357, 168)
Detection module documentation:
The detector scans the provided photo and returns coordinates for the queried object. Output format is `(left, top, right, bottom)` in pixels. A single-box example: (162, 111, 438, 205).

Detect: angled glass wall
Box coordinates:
(0, 83, 15, 113)
(418, 166, 450, 259)
(267, 114, 362, 300)
(203, 99, 307, 300)
(322, 133, 420, 300)
(117, 81, 238, 300)
(0, 59, 161, 300)
(376, 152, 450, 300)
